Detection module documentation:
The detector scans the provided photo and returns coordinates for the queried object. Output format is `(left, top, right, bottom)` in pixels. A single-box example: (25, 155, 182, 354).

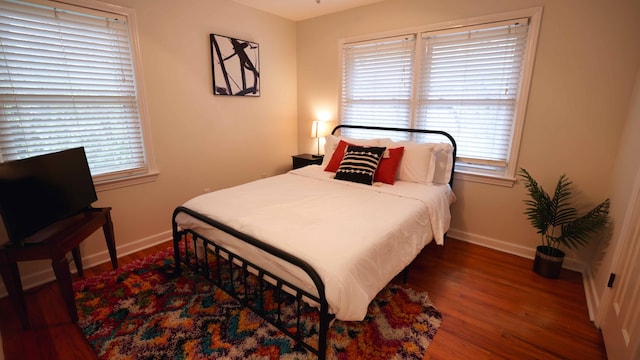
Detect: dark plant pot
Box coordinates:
(533, 246, 565, 279)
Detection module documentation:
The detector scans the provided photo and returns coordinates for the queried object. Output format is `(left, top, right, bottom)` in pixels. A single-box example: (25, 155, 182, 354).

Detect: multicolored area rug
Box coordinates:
(73, 246, 441, 359)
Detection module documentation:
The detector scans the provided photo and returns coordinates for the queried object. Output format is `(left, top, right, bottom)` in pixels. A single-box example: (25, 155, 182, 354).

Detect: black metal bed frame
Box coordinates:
(171, 125, 457, 359)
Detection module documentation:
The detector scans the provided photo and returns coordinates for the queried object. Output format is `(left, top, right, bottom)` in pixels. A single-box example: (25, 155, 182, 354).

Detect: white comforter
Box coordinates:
(174, 165, 454, 321)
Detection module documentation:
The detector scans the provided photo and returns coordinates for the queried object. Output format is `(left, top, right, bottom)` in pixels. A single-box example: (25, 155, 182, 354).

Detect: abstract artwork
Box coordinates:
(210, 34, 260, 96)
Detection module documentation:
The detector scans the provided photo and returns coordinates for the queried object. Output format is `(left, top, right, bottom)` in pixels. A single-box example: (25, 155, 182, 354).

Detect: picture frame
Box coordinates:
(210, 34, 260, 96)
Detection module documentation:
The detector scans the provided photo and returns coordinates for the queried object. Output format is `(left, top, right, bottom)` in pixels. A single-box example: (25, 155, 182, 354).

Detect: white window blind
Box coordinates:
(0, 0, 147, 180)
(340, 35, 415, 140)
(417, 19, 530, 169)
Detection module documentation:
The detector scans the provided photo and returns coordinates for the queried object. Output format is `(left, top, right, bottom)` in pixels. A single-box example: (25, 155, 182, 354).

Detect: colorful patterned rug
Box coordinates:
(73, 246, 441, 359)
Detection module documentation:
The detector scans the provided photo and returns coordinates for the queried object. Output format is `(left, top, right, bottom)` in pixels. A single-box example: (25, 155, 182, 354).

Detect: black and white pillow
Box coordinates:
(334, 145, 386, 185)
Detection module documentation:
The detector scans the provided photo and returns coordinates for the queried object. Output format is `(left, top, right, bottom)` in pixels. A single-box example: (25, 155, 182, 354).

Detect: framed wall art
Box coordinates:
(210, 34, 260, 96)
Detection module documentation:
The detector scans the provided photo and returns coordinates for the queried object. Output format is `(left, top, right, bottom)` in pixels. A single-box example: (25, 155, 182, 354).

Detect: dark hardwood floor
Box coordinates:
(0, 238, 607, 359)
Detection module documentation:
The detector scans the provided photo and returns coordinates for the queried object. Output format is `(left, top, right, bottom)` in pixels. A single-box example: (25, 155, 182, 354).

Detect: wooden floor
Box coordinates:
(0, 238, 607, 359)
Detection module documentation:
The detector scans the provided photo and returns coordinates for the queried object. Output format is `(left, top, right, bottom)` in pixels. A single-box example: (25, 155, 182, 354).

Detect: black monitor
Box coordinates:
(0, 147, 97, 245)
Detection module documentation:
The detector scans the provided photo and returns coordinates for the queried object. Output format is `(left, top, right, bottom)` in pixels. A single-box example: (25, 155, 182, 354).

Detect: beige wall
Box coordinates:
(1, 0, 299, 293)
(97, 0, 298, 247)
(589, 68, 640, 316)
(296, 0, 640, 269)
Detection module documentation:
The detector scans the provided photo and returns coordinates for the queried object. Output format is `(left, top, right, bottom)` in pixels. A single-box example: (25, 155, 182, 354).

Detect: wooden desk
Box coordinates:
(0, 207, 118, 329)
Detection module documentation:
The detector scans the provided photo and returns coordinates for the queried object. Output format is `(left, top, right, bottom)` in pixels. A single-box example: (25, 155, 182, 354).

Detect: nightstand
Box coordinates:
(291, 154, 323, 169)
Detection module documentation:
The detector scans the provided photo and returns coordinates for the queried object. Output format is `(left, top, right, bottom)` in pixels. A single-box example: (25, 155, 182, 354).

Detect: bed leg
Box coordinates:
(318, 304, 330, 360)
(172, 233, 183, 276)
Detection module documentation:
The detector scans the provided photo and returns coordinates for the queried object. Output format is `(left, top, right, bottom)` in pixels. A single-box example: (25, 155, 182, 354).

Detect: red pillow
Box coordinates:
(324, 140, 353, 172)
(374, 147, 405, 184)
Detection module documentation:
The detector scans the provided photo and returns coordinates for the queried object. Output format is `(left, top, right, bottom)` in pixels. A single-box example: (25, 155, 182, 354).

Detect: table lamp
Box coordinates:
(311, 120, 330, 157)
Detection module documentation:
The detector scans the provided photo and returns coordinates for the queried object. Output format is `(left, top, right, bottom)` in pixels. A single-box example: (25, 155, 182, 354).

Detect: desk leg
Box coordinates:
(51, 256, 78, 323)
(0, 251, 30, 329)
(71, 246, 84, 277)
(103, 211, 118, 269)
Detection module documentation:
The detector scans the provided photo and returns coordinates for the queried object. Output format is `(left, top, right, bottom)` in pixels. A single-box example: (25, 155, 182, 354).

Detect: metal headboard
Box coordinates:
(330, 124, 457, 187)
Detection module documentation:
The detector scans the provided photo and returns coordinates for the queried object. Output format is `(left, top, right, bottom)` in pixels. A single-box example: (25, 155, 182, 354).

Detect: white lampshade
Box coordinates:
(311, 120, 330, 138)
(311, 120, 330, 156)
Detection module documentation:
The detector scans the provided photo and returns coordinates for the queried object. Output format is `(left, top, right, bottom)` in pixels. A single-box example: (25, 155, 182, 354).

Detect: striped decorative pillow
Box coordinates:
(334, 145, 386, 185)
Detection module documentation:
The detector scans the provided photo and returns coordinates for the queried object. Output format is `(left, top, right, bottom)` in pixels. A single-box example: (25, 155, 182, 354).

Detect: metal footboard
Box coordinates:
(172, 206, 333, 359)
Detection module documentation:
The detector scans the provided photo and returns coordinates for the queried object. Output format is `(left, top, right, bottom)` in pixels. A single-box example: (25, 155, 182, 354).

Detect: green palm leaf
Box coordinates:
(549, 174, 577, 226)
(518, 168, 610, 252)
(519, 168, 551, 234)
(560, 199, 610, 249)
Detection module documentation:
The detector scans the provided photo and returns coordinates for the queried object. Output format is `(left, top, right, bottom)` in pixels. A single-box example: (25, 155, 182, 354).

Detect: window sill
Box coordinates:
(454, 171, 516, 187)
(95, 170, 160, 192)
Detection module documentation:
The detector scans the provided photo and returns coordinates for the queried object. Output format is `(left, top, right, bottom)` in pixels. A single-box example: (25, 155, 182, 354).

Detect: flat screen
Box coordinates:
(0, 147, 97, 245)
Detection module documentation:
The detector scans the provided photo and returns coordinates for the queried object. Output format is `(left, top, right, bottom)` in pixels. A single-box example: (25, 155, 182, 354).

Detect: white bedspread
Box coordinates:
(174, 165, 454, 321)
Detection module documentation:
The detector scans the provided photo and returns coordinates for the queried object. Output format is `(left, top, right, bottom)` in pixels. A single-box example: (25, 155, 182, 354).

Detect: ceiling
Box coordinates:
(232, 0, 384, 21)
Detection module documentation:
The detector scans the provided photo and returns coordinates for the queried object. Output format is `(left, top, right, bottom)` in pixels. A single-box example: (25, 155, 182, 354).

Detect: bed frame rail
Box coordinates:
(172, 206, 333, 359)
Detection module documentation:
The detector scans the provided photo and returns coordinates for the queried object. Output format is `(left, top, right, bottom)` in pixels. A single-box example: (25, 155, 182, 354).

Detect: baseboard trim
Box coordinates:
(0, 230, 172, 298)
(446, 228, 584, 271)
(447, 228, 534, 259)
(583, 271, 600, 322)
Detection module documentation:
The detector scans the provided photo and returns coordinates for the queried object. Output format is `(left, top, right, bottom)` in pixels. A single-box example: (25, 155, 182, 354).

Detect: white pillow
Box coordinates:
(322, 135, 382, 167)
(379, 139, 454, 184)
(431, 143, 454, 185)
(380, 140, 436, 184)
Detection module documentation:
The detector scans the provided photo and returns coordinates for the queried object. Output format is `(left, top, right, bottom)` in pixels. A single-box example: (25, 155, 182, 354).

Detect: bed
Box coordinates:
(172, 125, 457, 359)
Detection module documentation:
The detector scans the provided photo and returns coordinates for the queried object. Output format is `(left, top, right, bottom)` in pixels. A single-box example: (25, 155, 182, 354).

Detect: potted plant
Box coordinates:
(518, 168, 610, 278)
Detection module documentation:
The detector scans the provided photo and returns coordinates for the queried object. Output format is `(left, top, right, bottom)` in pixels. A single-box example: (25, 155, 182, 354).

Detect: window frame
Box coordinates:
(0, 0, 158, 192)
(338, 7, 542, 187)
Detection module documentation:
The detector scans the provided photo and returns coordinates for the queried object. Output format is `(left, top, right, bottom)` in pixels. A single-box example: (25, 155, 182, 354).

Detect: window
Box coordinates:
(0, 0, 156, 189)
(341, 35, 416, 139)
(340, 9, 541, 184)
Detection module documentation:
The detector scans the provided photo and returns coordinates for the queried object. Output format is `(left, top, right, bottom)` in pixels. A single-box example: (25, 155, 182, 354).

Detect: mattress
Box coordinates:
(174, 165, 455, 321)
